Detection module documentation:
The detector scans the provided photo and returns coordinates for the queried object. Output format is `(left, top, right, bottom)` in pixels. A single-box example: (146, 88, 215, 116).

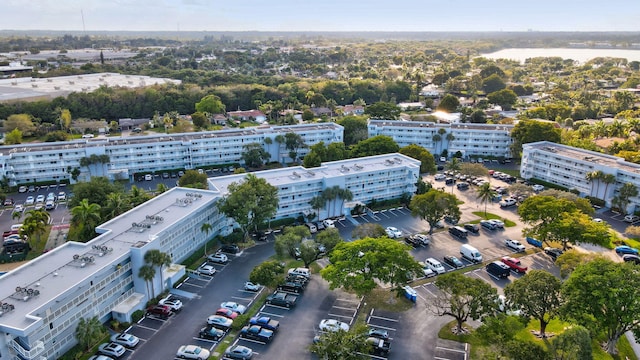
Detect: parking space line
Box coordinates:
(238, 337, 267, 345)
(436, 346, 467, 354)
(264, 303, 291, 310)
(367, 323, 396, 331)
(257, 311, 284, 318)
(368, 315, 398, 322)
(417, 285, 438, 298)
(135, 324, 159, 332)
(379, 212, 390, 218)
(328, 313, 355, 319)
(332, 305, 357, 311)
(335, 298, 360, 304)
(230, 295, 253, 301)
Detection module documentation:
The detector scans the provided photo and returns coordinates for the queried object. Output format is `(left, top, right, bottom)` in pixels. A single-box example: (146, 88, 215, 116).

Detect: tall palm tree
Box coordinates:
(592, 170, 604, 198)
(445, 158, 462, 193)
(129, 185, 151, 207)
(336, 188, 354, 216)
(200, 223, 213, 256)
(104, 192, 130, 219)
(75, 316, 107, 351)
(585, 171, 596, 197)
(155, 183, 168, 194)
(71, 199, 101, 242)
(144, 249, 172, 296)
(601, 173, 616, 201)
(309, 195, 325, 221)
(476, 182, 497, 218)
(21, 209, 50, 247)
(432, 134, 442, 154)
(138, 264, 156, 299)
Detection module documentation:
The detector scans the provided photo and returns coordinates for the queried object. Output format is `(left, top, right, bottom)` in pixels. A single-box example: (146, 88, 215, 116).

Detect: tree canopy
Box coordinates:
(195, 94, 226, 114)
(249, 260, 285, 288)
(349, 135, 399, 158)
(364, 101, 401, 119)
(409, 189, 460, 234)
(510, 119, 562, 158)
(399, 144, 436, 174)
(242, 142, 270, 168)
(177, 170, 209, 188)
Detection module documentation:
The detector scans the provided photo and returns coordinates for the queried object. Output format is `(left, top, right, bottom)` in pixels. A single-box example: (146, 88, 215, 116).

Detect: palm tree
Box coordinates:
(432, 134, 441, 154)
(21, 209, 50, 247)
(129, 185, 151, 207)
(445, 158, 462, 193)
(476, 182, 497, 218)
(71, 199, 101, 242)
(336, 188, 354, 216)
(155, 183, 168, 194)
(322, 187, 339, 218)
(309, 195, 325, 221)
(585, 171, 597, 197)
(144, 249, 172, 297)
(105, 192, 130, 219)
(200, 223, 213, 256)
(601, 173, 616, 201)
(75, 316, 106, 351)
(592, 170, 604, 198)
(138, 264, 156, 299)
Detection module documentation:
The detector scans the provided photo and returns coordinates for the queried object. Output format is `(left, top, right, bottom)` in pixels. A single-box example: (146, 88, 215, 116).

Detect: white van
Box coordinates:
(288, 267, 311, 278)
(460, 244, 482, 263)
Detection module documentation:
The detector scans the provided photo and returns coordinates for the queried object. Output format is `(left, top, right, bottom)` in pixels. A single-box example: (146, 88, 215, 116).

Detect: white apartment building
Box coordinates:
(208, 153, 421, 221)
(367, 120, 514, 159)
(0, 187, 223, 360)
(521, 141, 640, 213)
(0, 123, 343, 187)
(0, 153, 417, 359)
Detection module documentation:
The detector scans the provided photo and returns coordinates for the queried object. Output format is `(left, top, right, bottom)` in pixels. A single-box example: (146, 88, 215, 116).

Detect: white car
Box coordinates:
(176, 345, 210, 360)
(18, 186, 27, 193)
(244, 281, 261, 292)
(323, 219, 336, 228)
(144, 174, 153, 181)
(434, 174, 446, 181)
(319, 319, 350, 332)
(197, 264, 216, 276)
(13, 205, 24, 214)
(98, 342, 126, 358)
(489, 219, 504, 228)
(220, 301, 247, 314)
(207, 252, 228, 264)
(159, 297, 183, 311)
(440, 157, 447, 162)
(58, 192, 67, 201)
(625, 214, 640, 223)
(499, 198, 517, 208)
(110, 332, 140, 348)
(385, 226, 403, 239)
(532, 184, 545, 192)
(35, 195, 45, 204)
(424, 257, 446, 274)
(505, 239, 525, 252)
(419, 262, 436, 277)
(25, 196, 35, 205)
(88, 356, 114, 360)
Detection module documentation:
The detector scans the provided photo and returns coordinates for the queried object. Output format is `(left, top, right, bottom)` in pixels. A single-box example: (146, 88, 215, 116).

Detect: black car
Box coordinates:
(219, 244, 240, 254)
(445, 178, 455, 185)
(623, 254, 640, 264)
(199, 326, 225, 340)
(486, 261, 511, 278)
(456, 182, 469, 190)
(544, 247, 564, 260)
(464, 223, 479, 234)
(443, 255, 464, 268)
(252, 231, 267, 241)
(315, 221, 326, 231)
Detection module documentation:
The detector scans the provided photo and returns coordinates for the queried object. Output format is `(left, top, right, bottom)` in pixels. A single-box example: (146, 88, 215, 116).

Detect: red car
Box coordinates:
(215, 308, 239, 320)
(501, 256, 528, 274)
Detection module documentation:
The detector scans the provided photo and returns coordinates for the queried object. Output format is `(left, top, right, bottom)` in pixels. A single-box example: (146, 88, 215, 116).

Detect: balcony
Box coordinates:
(10, 338, 45, 360)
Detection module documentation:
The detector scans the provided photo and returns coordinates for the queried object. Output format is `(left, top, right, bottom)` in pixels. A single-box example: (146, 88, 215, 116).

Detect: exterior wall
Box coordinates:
(521, 141, 640, 213)
(0, 123, 343, 186)
(367, 120, 513, 159)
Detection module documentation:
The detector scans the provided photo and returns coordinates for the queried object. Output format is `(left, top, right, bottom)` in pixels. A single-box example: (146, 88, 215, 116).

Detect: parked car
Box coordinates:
(623, 254, 640, 264)
(88, 356, 114, 360)
(207, 315, 233, 329)
(243, 281, 261, 292)
(501, 256, 528, 273)
(158, 297, 183, 312)
(287, 267, 311, 278)
(385, 226, 403, 239)
(215, 307, 239, 320)
(219, 244, 240, 254)
(110, 332, 139, 348)
(98, 342, 126, 358)
(25, 196, 35, 205)
(146, 304, 172, 319)
(319, 319, 350, 332)
(3, 198, 14, 206)
(456, 182, 469, 190)
(277, 281, 305, 294)
(419, 262, 436, 278)
(505, 239, 525, 252)
(486, 261, 511, 279)
(532, 184, 545, 192)
(443, 255, 464, 268)
(224, 345, 253, 359)
(144, 174, 153, 181)
(480, 220, 496, 230)
(544, 247, 564, 260)
(315, 221, 326, 231)
(240, 325, 275, 343)
(499, 198, 517, 208)
(615, 245, 639, 255)
(323, 219, 336, 228)
(45, 200, 55, 210)
(625, 214, 640, 223)
(305, 222, 318, 233)
(405, 234, 430, 247)
(424, 257, 446, 274)
(489, 219, 504, 228)
(220, 301, 247, 314)
(18, 186, 27, 193)
(176, 345, 210, 360)
(199, 326, 225, 341)
(434, 174, 446, 181)
(197, 264, 217, 276)
(463, 223, 479, 234)
(266, 290, 298, 308)
(249, 316, 280, 331)
(368, 327, 390, 340)
(445, 177, 455, 185)
(366, 336, 391, 356)
(207, 252, 228, 264)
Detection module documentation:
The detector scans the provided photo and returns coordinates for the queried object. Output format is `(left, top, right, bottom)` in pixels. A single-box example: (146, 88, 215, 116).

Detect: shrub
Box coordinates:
(232, 314, 250, 331)
(131, 310, 144, 323)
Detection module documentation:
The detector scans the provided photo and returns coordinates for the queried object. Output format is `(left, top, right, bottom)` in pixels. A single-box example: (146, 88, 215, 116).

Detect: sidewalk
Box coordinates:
(44, 224, 70, 251)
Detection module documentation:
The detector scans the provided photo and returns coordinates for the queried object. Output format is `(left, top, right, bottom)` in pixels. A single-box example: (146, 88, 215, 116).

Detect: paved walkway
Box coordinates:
(44, 224, 70, 251)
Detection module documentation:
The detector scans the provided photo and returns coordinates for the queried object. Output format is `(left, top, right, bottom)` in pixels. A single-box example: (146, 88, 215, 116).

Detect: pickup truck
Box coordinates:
(526, 237, 543, 248)
(366, 336, 391, 356)
(277, 281, 304, 294)
(266, 290, 298, 308)
(249, 316, 280, 331)
(239, 325, 274, 343)
(501, 256, 528, 274)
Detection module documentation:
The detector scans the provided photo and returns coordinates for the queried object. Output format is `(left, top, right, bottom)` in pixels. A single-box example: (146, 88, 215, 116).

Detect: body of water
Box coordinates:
(482, 48, 640, 63)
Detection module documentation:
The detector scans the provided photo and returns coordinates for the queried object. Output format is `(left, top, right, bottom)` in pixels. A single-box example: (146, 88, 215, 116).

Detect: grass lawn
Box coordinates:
(472, 211, 517, 227)
(498, 169, 521, 177)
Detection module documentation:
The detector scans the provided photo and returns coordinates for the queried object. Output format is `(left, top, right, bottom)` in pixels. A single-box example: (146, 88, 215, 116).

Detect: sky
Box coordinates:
(3, 0, 639, 32)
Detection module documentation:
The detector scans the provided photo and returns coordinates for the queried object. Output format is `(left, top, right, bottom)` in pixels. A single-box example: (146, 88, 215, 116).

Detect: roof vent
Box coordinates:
(11, 287, 40, 301)
(0, 301, 15, 316)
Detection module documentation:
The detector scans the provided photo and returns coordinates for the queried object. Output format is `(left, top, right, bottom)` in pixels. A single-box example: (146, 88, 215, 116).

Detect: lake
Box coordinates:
(481, 48, 640, 63)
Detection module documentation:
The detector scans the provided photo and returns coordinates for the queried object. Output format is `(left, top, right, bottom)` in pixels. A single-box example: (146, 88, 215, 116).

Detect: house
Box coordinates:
(340, 104, 365, 116)
(118, 118, 150, 131)
(227, 110, 267, 124)
(311, 107, 332, 117)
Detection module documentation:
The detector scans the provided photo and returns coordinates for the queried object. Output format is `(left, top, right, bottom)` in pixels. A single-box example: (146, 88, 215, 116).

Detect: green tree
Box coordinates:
(5, 114, 36, 136)
(274, 229, 305, 259)
(482, 74, 507, 94)
(309, 195, 325, 221)
(195, 94, 226, 115)
(459, 163, 489, 178)
(399, 144, 436, 173)
(554, 249, 601, 279)
(475, 316, 526, 358)
(562, 258, 640, 355)
(75, 316, 107, 351)
(337, 116, 368, 146)
(511, 119, 562, 158)
(21, 209, 50, 248)
(128, 185, 151, 207)
(242, 142, 270, 168)
(350, 135, 399, 158)
(218, 174, 279, 240)
(144, 249, 171, 298)
(487, 89, 518, 110)
(284, 132, 307, 163)
(504, 270, 562, 337)
(178, 170, 209, 189)
(138, 264, 156, 300)
(612, 182, 638, 213)
(70, 199, 101, 242)
(191, 111, 208, 129)
(321, 237, 421, 296)
(299, 241, 320, 267)
(249, 260, 285, 288)
(4, 128, 23, 145)
(155, 183, 168, 194)
(303, 150, 322, 168)
(364, 101, 401, 119)
(437, 94, 460, 112)
(550, 325, 593, 360)
(315, 228, 343, 254)
(518, 196, 579, 245)
(410, 189, 460, 234)
(476, 182, 497, 217)
(505, 339, 549, 360)
(310, 324, 369, 360)
(351, 223, 386, 239)
(59, 108, 72, 131)
(432, 272, 499, 333)
(200, 223, 212, 256)
(553, 211, 611, 250)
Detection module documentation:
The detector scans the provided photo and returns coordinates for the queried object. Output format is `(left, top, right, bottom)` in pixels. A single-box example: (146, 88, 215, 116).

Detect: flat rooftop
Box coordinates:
(0, 72, 180, 102)
(208, 153, 421, 195)
(525, 141, 640, 174)
(0, 187, 217, 331)
(368, 119, 513, 131)
(0, 123, 343, 155)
